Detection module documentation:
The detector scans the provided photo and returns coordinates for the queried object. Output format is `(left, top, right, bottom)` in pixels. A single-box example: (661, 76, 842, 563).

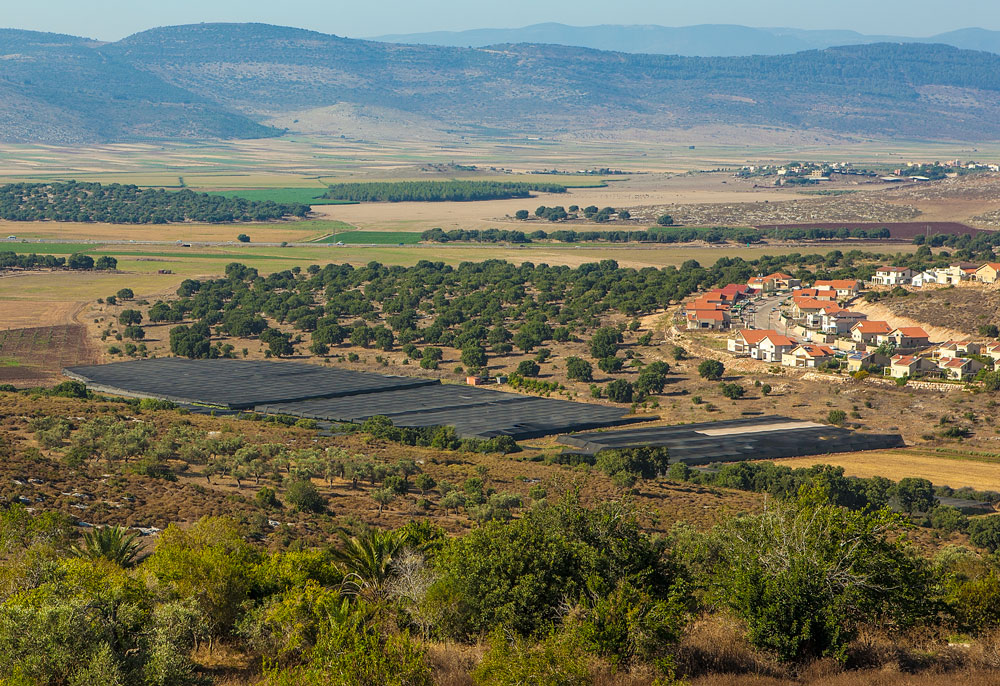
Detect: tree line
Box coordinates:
(0, 182, 309, 224)
(421, 225, 892, 245)
(322, 180, 568, 202)
(0, 251, 117, 271)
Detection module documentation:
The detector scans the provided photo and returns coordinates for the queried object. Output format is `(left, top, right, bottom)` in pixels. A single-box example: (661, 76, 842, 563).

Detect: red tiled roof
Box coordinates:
(893, 327, 930, 338)
(852, 320, 892, 334)
(762, 334, 796, 347)
(738, 329, 774, 345)
(814, 279, 861, 289)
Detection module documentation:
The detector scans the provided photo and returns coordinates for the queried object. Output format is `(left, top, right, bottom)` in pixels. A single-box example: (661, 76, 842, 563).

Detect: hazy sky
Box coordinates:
(6, 0, 999, 41)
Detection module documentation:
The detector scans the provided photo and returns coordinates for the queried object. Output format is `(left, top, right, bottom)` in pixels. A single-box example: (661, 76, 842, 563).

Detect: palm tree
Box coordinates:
(71, 525, 142, 568)
(332, 529, 405, 602)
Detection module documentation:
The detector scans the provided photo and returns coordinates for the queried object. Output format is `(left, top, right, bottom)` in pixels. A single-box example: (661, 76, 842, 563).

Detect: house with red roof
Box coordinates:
(937, 356, 985, 381)
(781, 344, 836, 368)
(727, 329, 773, 355)
(813, 279, 863, 299)
(851, 320, 892, 344)
(686, 309, 730, 330)
(975, 263, 1000, 284)
(885, 327, 931, 349)
(757, 333, 797, 363)
(887, 354, 936, 378)
(747, 272, 800, 292)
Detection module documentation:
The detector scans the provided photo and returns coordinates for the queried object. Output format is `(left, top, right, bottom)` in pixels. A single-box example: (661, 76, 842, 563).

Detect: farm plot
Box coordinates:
(0, 325, 94, 386)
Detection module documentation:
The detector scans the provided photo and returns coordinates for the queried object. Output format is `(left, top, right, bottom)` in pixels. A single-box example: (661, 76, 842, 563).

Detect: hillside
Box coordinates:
(3, 23, 1000, 142)
(0, 29, 276, 144)
(374, 22, 1000, 57)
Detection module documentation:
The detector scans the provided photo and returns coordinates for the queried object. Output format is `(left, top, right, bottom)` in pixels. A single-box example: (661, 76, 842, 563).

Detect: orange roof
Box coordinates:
(893, 327, 929, 338)
(767, 272, 793, 279)
(737, 329, 775, 345)
(761, 333, 796, 347)
(794, 344, 834, 357)
(943, 358, 972, 368)
(977, 263, 1000, 271)
(792, 297, 830, 310)
(814, 279, 860, 289)
(792, 288, 836, 299)
(689, 310, 727, 321)
(891, 355, 918, 365)
(852, 320, 892, 333)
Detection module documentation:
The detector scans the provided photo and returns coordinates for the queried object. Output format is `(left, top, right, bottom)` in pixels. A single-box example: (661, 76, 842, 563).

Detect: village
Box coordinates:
(685, 262, 1000, 384)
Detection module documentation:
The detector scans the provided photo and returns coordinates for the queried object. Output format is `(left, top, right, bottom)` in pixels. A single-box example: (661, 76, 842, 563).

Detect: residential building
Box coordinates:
(846, 352, 889, 373)
(781, 344, 836, 368)
(851, 320, 892, 344)
(982, 342, 1000, 364)
(938, 357, 985, 381)
(728, 329, 772, 355)
(686, 309, 730, 330)
(757, 333, 797, 363)
(886, 327, 931, 350)
(790, 288, 837, 301)
(933, 341, 982, 359)
(747, 272, 801, 292)
(821, 309, 867, 335)
(813, 279, 863, 299)
(886, 354, 936, 378)
(871, 266, 915, 286)
(910, 270, 938, 288)
(975, 263, 1000, 284)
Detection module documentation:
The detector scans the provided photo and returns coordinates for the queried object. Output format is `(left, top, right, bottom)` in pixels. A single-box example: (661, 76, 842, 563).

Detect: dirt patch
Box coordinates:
(0, 325, 96, 386)
(0, 299, 83, 330)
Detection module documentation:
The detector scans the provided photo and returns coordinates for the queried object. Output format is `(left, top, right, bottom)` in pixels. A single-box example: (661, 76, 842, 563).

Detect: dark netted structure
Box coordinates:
(64, 359, 642, 440)
(558, 416, 904, 464)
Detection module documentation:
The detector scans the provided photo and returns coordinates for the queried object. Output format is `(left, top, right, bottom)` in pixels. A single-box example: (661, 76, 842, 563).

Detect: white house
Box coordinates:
(871, 266, 915, 287)
(821, 310, 867, 335)
(757, 333, 797, 363)
(781, 344, 836, 368)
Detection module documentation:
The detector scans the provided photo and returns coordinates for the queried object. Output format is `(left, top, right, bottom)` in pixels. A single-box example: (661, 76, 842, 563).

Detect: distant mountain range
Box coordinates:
(373, 23, 1000, 57)
(3, 23, 1000, 144)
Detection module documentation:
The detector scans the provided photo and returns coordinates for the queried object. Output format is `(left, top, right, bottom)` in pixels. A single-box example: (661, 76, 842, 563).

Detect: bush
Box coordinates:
(969, 516, 1000, 552)
(595, 447, 669, 480)
(285, 480, 326, 513)
(605, 379, 633, 404)
(719, 382, 745, 400)
(565, 356, 593, 382)
(827, 409, 847, 426)
(516, 360, 540, 377)
(598, 356, 624, 373)
(698, 359, 725, 380)
(472, 631, 588, 686)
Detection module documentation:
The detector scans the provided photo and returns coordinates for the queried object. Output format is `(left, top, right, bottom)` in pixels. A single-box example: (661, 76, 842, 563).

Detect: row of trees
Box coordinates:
(0, 182, 308, 223)
(0, 251, 117, 270)
(323, 180, 568, 202)
(421, 225, 893, 245)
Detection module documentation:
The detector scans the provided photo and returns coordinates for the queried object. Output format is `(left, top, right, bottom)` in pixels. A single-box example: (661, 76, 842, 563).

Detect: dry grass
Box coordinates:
(772, 449, 1000, 492)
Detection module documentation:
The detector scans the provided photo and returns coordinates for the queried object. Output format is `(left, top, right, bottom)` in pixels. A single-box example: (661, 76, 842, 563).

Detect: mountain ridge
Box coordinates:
(1, 23, 1000, 144)
(372, 22, 1000, 57)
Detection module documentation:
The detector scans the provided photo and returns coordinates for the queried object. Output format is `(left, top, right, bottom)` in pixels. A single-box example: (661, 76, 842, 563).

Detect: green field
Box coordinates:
(312, 231, 422, 245)
(2, 243, 104, 255)
(206, 188, 358, 205)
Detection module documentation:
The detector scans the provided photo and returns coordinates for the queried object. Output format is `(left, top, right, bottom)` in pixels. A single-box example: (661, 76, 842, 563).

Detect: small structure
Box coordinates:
(846, 351, 889, 373)
(871, 266, 915, 286)
(757, 333, 797, 363)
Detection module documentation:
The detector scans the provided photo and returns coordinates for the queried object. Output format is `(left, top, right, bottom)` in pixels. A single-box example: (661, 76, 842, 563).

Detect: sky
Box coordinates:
(5, 0, 999, 41)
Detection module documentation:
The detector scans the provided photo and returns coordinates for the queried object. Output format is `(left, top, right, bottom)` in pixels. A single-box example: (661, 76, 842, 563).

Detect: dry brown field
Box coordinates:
(772, 449, 1000, 492)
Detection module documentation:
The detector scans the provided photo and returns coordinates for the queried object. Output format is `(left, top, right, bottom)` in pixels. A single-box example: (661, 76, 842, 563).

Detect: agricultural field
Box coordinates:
(0, 325, 94, 385)
(774, 447, 1000, 492)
